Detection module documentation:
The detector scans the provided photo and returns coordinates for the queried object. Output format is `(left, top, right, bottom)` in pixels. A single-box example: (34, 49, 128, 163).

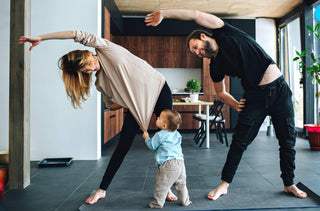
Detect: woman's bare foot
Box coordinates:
(284, 185, 307, 198)
(207, 181, 229, 200)
(85, 189, 106, 204)
(166, 189, 178, 201)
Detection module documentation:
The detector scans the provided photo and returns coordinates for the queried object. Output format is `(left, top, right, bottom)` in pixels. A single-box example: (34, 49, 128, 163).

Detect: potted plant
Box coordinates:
(294, 23, 320, 150)
(186, 78, 201, 102)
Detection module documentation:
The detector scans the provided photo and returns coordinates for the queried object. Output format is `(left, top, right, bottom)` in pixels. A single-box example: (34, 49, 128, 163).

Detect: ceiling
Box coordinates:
(114, 0, 302, 18)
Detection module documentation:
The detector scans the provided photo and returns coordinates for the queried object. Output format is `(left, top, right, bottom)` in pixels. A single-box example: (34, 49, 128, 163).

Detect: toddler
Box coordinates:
(143, 109, 192, 208)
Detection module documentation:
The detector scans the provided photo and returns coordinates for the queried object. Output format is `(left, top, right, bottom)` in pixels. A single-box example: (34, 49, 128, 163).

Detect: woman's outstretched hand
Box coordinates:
(17, 36, 41, 51)
(145, 10, 163, 26)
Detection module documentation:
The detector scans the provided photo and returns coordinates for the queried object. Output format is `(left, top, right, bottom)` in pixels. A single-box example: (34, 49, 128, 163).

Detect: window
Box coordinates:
(313, 3, 320, 123)
(280, 17, 304, 128)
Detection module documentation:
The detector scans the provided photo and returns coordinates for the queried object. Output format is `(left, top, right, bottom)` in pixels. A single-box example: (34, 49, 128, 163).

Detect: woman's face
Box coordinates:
(80, 53, 100, 74)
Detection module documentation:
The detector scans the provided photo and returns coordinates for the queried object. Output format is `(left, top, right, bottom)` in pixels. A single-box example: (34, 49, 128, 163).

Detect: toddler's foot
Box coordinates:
(284, 185, 307, 198)
(166, 189, 177, 201)
(208, 181, 229, 200)
(182, 200, 192, 206)
(85, 189, 106, 204)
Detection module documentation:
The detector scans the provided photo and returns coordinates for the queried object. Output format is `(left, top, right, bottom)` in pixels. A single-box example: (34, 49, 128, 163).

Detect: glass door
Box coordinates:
(280, 17, 304, 129)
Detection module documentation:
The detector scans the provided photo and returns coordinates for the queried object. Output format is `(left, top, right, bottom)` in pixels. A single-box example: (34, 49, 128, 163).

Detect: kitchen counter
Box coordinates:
(172, 92, 203, 95)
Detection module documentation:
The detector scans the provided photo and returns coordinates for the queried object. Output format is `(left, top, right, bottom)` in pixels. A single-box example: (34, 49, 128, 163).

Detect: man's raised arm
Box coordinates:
(145, 9, 224, 29)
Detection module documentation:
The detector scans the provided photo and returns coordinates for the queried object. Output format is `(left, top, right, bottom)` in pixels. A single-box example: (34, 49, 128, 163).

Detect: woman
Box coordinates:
(18, 31, 175, 204)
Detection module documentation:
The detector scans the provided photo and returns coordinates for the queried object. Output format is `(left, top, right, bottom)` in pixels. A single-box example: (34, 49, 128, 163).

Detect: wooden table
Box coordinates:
(173, 101, 213, 148)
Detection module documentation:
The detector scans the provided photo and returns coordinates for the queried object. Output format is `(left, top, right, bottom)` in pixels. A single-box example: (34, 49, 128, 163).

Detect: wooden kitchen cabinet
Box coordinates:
(104, 108, 124, 143)
(112, 36, 202, 68)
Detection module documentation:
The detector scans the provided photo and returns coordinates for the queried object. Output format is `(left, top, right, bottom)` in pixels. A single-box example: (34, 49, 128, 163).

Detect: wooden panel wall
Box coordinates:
(112, 36, 202, 68)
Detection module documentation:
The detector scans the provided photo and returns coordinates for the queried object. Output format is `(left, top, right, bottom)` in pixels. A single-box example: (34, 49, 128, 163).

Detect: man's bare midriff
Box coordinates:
(258, 64, 282, 86)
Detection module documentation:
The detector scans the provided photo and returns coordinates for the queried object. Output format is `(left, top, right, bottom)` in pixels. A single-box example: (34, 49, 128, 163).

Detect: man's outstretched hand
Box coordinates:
(145, 10, 163, 27)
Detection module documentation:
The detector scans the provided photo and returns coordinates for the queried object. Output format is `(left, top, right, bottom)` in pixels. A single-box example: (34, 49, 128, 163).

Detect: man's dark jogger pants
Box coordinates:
(221, 76, 297, 186)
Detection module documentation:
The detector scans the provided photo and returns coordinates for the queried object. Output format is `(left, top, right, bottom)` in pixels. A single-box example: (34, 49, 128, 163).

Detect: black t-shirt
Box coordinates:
(210, 22, 275, 90)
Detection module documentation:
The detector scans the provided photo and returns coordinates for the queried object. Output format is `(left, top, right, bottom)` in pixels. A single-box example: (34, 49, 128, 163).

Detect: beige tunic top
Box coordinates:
(74, 31, 166, 131)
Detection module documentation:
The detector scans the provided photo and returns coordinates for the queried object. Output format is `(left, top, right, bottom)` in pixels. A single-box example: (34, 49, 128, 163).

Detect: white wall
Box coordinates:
(0, 0, 102, 160)
(30, 0, 102, 160)
(256, 18, 277, 61)
(0, 1, 10, 152)
(157, 68, 202, 92)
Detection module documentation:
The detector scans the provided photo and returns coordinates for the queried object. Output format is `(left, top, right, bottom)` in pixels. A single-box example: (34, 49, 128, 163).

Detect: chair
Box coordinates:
(193, 99, 219, 142)
(193, 100, 228, 148)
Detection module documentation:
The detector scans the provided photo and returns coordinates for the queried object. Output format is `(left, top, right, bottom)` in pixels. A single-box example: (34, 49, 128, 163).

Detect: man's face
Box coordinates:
(188, 38, 216, 59)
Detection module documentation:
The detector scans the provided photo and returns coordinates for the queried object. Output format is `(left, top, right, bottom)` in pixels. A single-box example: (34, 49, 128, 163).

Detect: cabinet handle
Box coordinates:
(110, 115, 116, 118)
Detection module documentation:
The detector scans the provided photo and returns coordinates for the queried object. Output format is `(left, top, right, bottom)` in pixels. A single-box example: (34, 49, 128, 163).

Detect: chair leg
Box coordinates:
(199, 121, 215, 148)
(197, 127, 206, 146)
(215, 123, 219, 141)
(194, 123, 205, 144)
(194, 122, 204, 140)
(217, 123, 223, 144)
(198, 132, 206, 147)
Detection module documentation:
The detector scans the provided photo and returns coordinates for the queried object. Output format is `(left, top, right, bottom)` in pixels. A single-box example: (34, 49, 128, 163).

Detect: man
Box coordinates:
(145, 9, 307, 200)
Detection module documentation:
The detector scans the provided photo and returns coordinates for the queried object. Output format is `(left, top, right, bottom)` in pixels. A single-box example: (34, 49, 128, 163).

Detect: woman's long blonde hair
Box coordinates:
(58, 50, 93, 108)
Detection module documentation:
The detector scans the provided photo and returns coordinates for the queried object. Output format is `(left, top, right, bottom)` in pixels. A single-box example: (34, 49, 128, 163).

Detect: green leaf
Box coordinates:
(293, 57, 300, 61)
(307, 25, 313, 32)
(301, 50, 307, 56)
(315, 23, 320, 31)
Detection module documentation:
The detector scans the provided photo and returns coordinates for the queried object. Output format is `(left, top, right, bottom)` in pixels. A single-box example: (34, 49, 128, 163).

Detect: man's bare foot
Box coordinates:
(284, 185, 307, 198)
(85, 189, 106, 204)
(207, 181, 229, 200)
(166, 189, 178, 201)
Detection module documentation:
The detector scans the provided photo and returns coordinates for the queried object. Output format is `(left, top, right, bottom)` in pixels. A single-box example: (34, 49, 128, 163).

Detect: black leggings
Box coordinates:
(99, 82, 172, 190)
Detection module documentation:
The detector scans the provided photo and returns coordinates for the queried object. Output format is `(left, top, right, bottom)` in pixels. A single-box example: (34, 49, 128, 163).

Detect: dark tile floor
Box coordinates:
(2, 131, 320, 211)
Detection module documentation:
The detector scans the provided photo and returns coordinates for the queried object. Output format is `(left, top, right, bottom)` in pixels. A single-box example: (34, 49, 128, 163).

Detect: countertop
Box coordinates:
(172, 92, 203, 95)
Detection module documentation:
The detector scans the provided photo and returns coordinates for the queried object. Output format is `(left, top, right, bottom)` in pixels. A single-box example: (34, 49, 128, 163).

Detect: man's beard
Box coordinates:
(202, 40, 215, 58)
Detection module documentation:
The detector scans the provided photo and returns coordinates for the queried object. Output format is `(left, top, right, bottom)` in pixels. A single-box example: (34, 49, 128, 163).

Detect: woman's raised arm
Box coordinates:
(18, 31, 76, 51)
